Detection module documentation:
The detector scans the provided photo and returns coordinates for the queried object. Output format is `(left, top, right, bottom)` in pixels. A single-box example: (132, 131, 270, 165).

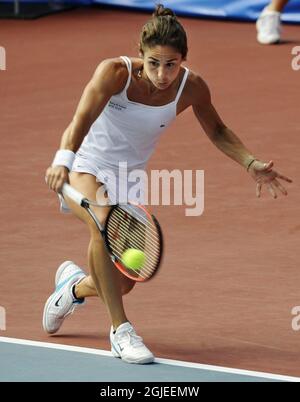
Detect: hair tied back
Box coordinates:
(153, 4, 176, 18)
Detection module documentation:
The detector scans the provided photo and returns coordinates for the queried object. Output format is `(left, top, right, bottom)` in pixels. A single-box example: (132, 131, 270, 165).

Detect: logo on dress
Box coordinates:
(108, 101, 127, 111)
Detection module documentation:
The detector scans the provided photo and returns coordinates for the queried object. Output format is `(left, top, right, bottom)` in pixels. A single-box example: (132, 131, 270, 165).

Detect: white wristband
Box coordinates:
(52, 149, 75, 171)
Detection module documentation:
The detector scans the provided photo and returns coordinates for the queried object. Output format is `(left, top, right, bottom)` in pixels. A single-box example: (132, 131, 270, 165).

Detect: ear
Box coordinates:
(180, 53, 187, 62)
(138, 43, 145, 58)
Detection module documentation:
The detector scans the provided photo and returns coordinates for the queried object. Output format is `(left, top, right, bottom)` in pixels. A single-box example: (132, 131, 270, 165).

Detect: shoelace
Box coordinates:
(118, 328, 144, 348)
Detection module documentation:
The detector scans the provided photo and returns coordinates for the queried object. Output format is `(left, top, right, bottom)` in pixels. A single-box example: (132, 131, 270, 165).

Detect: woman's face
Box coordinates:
(142, 45, 183, 90)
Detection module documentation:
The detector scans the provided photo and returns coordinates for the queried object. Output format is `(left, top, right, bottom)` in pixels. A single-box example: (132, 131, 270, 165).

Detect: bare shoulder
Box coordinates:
(184, 69, 211, 106)
(91, 57, 129, 94)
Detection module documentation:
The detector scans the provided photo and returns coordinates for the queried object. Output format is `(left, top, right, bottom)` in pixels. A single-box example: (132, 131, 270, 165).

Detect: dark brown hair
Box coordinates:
(139, 4, 188, 59)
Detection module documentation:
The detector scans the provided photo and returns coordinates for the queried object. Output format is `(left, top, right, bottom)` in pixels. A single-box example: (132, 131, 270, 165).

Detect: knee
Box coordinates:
(89, 223, 103, 239)
(88, 215, 107, 240)
(88, 228, 106, 257)
(87, 210, 107, 231)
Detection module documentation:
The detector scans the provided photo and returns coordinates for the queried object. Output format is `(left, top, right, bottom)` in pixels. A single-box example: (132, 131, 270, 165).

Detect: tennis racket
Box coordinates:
(61, 183, 163, 282)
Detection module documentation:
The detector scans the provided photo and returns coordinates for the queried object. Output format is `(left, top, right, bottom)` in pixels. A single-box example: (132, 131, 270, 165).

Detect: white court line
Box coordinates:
(0, 336, 299, 382)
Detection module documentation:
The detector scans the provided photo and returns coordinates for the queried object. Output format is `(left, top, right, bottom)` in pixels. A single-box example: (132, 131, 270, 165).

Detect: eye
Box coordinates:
(166, 63, 175, 68)
(149, 61, 159, 67)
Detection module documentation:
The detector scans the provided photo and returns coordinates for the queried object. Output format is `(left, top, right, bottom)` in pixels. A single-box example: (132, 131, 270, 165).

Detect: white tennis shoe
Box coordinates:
(43, 261, 86, 334)
(256, 8, 281, 45)
(110, 322, 154, 364)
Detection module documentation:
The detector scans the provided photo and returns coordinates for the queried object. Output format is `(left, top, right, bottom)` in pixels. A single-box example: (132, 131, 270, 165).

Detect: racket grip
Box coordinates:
(61, 183, 85, 207)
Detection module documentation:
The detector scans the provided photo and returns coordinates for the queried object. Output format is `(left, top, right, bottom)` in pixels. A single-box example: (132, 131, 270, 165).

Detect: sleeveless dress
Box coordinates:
(69, 56, 189, 205)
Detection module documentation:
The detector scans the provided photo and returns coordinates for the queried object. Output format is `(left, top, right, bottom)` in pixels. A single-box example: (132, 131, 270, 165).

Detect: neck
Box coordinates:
(138, 66, 159, 94)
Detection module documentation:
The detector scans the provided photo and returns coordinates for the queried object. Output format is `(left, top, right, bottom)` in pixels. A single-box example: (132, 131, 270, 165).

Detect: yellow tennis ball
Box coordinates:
(121, 248, 145, 271)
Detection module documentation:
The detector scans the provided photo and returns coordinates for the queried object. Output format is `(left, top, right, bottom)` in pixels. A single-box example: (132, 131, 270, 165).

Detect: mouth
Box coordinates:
(156, 82, 169, 88)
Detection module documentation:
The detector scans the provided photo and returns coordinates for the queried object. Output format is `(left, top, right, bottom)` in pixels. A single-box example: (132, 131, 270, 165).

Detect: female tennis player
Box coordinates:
(43, 4, 292, 364)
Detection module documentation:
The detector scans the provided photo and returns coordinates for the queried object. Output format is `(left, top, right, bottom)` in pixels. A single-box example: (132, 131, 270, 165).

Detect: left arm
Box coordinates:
(191, 75, 292, 198)
(194, 106, 256, 170)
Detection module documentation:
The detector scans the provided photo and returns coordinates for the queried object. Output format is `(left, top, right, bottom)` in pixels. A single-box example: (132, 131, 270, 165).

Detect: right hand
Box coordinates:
(45, 165, 69, 193)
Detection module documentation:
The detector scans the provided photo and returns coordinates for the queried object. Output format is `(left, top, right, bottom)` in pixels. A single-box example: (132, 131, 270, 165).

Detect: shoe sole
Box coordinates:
(257, 36, 280, 45)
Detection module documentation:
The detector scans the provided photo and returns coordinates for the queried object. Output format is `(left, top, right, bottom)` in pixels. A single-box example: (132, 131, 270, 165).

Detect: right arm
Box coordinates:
(46, 58, 127, 192)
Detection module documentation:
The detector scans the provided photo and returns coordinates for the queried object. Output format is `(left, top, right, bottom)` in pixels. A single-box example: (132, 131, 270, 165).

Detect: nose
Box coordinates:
(157, 67, 167, 82)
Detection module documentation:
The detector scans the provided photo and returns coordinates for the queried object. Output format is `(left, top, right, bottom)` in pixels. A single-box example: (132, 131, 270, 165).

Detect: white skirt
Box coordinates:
(59, 153, 146, 213)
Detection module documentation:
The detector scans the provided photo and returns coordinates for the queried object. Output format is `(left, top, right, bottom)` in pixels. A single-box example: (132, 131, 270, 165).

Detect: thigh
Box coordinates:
(65, 171, 111, 228)
(67, 171, 135, 290)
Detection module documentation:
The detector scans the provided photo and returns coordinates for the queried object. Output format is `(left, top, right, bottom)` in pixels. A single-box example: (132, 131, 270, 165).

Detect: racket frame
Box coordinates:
(104, 204, 163, 282)
(61, 183, 163, 282)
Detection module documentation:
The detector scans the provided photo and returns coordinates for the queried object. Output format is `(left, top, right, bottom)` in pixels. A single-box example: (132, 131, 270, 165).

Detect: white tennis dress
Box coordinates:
(71, 55, 189, 204)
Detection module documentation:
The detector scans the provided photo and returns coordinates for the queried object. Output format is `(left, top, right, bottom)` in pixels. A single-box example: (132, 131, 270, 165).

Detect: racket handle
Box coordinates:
(61, 183, 86, 207)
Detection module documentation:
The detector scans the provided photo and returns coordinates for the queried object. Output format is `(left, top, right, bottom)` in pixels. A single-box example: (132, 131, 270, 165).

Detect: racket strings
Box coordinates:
(118, 204, 159, 236)
(107, 219, 159, 277)
(106, 206, 161, 279)
(107, 211, 159, 258)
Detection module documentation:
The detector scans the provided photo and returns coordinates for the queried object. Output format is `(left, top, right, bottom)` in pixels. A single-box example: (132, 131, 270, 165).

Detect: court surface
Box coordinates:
(1, 338, 298, 382)
(0, 7, 300, 381)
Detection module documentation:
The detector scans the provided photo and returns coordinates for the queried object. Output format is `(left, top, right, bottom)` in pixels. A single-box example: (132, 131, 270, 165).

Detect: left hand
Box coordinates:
(248, 160, 293, 198)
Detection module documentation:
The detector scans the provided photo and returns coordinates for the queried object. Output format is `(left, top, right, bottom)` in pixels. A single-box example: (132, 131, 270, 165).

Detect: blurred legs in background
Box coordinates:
(256, 0, 290, 44)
